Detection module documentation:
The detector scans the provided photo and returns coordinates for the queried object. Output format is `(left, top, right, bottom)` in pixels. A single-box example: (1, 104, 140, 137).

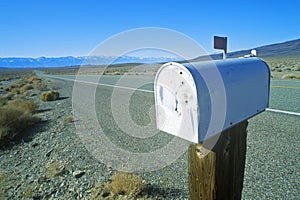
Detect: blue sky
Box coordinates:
(0, 0, 299, 58)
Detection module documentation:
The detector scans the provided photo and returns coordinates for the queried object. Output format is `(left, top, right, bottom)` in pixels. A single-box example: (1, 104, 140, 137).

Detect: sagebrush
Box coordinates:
(0, 106, 39, 142)
(66, 116, 73, 123)
(40, 90, 59, 102)
(111, 172, 144, 197)
(7, 98, 38, 114)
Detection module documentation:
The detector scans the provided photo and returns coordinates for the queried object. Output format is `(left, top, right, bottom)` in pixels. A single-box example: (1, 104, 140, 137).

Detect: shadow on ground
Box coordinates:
(142, 184, 185, 199)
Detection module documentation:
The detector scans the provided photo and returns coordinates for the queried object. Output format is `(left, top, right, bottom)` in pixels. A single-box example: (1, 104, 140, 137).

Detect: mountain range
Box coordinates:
(0, 56, 180, 68)
(227, 38, 300, 58)
(0, 38, 299, 68)
(191, 38, 300, 61)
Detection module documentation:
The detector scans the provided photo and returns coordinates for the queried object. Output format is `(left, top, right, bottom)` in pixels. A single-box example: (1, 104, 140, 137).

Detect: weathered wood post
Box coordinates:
(188, 121, 248, 200)
(188, 143, 216, 200)
(154, 57, 269, 200)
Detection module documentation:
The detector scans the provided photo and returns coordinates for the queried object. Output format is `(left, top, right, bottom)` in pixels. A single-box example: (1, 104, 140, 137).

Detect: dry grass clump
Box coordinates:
(6, 78, 33, 95)
(0, 95, 39, 143)
(23, 75, 47, 91)
(281, 74, 300, 79)
(88, 172, 145, 199)
(0, 74, 49, 144)
(40, 90, 59, 102)
(27, 75, 41, 83)
(45, 161, 65, 177)
(4, 74, 47, 95)
(3, 93, 15, 101)
(9, 79, 27, 90)
(111, 172, 144, 197)
(6, 84, 18, 92)
(0, 106, 39, 142)
(66, 116, 73, 123)
(0, 77, 12, 81)
(20, 84, 33, 94)
(7, 99, 38, 114)
(0, 170, 5, 183)
(34, 82, 48, 91)
(0, 96, 7, 107)
(10, 88, 20, 95)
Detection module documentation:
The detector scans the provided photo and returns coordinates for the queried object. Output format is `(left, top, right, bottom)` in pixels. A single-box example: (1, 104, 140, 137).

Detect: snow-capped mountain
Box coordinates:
(0, 56, 181, 68)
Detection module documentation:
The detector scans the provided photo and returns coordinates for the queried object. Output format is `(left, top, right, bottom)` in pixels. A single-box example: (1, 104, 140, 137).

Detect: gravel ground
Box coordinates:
(243, 112, 300, 199)
(0, 76, 299, 199)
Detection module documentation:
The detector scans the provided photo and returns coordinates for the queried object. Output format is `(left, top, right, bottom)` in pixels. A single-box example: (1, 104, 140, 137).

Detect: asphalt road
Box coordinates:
(269, 79, 300, 113)
(37, 71, 300, 199)
(38, 71, 300, 115)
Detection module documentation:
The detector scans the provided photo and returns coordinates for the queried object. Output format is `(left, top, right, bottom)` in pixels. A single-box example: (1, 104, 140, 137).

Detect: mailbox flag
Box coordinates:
(214, 36, 227, 54)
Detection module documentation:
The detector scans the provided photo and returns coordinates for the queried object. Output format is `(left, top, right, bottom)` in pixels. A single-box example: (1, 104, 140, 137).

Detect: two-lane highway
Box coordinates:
(36, 70, 300, 116)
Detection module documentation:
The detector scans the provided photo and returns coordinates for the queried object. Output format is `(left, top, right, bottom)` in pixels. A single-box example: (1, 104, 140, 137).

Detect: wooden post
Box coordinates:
(188, 144, 216, 200)
(189, 121, 248, 200)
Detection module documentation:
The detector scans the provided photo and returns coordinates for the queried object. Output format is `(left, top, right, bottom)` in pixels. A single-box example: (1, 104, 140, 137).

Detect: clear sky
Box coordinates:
(0, 0, 299, 58)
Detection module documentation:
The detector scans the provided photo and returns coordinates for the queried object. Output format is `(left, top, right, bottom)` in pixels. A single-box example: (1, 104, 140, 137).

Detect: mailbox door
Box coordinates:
(154, 62, 199, 143)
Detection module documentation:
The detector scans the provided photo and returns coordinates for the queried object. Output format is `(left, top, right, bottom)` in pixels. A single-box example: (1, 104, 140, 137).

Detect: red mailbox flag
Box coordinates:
(214, 36, 227, 54)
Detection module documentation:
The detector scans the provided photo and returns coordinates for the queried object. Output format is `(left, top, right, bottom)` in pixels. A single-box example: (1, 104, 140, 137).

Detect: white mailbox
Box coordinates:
(154, 57, 270, 143)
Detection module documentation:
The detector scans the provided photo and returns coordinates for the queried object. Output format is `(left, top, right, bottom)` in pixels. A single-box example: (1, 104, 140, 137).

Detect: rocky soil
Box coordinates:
(0, 77, 189, 199)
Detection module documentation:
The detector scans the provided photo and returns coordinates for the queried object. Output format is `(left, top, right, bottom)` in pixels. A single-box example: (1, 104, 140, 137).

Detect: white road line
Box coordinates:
(272, 79, 300, 83)
(266, 108, 300, 117)
(42, 74, 155, 93)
